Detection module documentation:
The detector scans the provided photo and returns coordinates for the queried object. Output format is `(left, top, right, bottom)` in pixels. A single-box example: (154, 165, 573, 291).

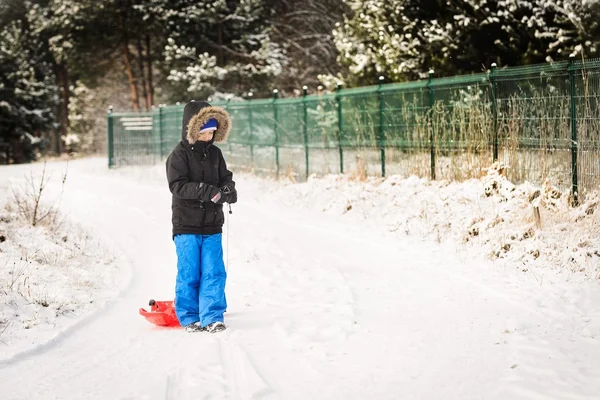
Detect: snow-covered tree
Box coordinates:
(332, 0, 600, 86)
(154, 0, 287, 99)
(27, 0, 112, 152)
(0, 19, 59, 162)
(500, 0, 600, 61)
(66, 82, 96, 153)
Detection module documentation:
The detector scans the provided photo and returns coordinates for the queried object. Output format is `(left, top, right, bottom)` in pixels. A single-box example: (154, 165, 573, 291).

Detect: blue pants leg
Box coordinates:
(174, 234, 201, 326)
(199, 234, 227, 327)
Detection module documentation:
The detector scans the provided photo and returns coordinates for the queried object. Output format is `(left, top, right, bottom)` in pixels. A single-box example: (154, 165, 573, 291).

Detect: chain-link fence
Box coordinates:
(108, 57, 600, 203)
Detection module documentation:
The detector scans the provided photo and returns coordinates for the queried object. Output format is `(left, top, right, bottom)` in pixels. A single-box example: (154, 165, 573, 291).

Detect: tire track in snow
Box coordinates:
(216, 334, 274, 400)
(163, 334, 274, 400)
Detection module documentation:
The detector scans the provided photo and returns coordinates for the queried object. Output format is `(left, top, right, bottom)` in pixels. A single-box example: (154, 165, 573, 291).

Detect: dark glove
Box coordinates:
(212, 184, 237, 204)
(199, 183, 220, 202)
(224, 186, 237, 204)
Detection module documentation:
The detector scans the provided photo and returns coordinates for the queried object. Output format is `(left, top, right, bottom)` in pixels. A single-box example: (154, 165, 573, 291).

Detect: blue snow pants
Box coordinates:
(174, 234, 227, 327)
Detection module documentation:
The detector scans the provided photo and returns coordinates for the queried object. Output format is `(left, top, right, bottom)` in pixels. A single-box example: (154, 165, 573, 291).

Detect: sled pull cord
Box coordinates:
(226, 205, 231, 273)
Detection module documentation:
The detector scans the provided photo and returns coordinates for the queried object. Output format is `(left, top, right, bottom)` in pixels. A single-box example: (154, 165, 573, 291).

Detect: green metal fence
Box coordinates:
(108, 56, 600, 202)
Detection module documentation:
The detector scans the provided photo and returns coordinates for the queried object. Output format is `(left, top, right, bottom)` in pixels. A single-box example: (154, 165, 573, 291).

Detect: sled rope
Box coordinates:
(226, 203, 232, 273)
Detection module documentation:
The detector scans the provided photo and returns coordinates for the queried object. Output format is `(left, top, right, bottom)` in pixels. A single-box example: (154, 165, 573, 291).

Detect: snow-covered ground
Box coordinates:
(0, 161, 128, 360)
(0, 157, 599, 400)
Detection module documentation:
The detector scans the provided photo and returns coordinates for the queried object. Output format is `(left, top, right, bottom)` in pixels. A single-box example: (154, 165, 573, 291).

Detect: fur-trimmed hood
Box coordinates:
(181, 101, 231, 144)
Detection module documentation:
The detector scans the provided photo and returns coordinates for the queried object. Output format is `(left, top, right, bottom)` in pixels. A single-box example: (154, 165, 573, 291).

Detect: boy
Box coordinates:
(166, 100, 237, 333)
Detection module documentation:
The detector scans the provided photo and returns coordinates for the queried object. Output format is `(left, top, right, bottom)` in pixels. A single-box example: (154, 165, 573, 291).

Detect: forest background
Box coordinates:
(1, 0, 598, 162)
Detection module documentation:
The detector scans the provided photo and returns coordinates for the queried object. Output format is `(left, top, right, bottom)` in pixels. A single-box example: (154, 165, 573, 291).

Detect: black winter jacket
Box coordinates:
(166, 101, 234, 237)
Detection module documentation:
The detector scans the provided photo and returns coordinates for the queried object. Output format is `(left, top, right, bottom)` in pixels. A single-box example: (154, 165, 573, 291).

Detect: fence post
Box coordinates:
(302, 86, 310, 179)
(273, 89, 280, 179)
(568, 54, 579, 206)
(107, 105, 114, 168)
(427, 69, 436, 180)
(336, 83, 344, 174)
(151, 105, 156, 163)
(247, 92, 254, 164)
(378, 76, 386, 177)
(491, 63, 499, 162)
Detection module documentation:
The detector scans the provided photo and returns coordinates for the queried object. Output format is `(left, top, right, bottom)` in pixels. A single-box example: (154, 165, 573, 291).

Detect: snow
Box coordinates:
(1, 157, 599, 399)
(0, 164, 128, 360)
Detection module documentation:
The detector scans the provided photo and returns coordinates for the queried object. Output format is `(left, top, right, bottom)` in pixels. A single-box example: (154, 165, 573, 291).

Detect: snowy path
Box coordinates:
(1, 158, 599, 400)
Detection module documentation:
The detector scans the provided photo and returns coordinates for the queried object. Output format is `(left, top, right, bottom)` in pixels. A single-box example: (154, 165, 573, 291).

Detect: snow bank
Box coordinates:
(269, 162, 600, 282)
(0, 170, 127, 361)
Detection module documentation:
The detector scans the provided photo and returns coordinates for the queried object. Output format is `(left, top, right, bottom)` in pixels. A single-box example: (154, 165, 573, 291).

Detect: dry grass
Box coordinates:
(0, 321, 9, 345)
(350, 155, 367, 181)
(6, 258, 29, 291)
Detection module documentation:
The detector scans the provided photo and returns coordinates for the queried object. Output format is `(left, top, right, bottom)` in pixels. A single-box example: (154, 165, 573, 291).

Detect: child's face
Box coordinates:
(198, 129, 216, 142)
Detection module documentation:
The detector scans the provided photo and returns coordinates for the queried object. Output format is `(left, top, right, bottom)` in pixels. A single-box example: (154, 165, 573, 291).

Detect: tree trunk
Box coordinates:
(136, 37, 149, 111)
(120, 13, 140, 112)
(57, 63, 69, 155)
(145, 34, 154, 108)
(218, 23, 223, 64)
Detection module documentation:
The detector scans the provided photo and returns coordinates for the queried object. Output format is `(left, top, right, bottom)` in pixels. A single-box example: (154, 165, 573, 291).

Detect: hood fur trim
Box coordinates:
(186, 106, 231, 144)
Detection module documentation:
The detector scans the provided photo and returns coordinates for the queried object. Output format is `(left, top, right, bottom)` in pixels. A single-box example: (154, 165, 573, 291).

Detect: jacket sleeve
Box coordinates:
(217, 149, 234, 188)
(166, 147, 214, 200)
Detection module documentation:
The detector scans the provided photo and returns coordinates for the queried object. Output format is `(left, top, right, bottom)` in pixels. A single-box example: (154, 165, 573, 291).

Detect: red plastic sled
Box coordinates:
(139, 299, 180, 327)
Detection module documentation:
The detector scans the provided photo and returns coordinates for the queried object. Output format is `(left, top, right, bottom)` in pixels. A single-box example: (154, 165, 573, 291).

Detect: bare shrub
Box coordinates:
(10, 162, 68, 227)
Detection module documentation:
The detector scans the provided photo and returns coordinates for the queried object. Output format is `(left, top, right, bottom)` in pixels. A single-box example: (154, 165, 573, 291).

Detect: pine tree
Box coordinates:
(0, 18, 59, 162)
(155, 0, 287, 99)
(332, 0, 600, 86)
